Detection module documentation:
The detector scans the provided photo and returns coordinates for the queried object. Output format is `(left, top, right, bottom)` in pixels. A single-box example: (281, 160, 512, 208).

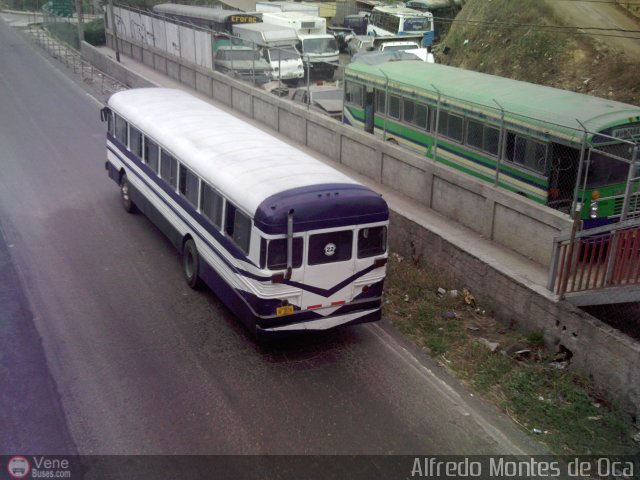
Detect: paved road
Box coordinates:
(0, 19, 546, 468)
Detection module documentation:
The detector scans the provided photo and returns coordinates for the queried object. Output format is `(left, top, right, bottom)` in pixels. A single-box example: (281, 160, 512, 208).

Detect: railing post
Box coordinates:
(431, 84, 441, 162)
(547, 236, 563, 292)
(619, 144, 639, 222)
(492, 99, 505, 186)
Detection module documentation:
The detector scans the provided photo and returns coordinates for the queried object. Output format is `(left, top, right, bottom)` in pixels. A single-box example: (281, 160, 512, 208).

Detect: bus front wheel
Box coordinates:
(120, 173, 136, 213)
(183, 239, 201, 289)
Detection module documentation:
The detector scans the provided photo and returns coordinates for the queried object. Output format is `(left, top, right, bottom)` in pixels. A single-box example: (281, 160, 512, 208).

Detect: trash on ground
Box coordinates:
(476, 338, 499, 353)
(463, 288, 476, 308)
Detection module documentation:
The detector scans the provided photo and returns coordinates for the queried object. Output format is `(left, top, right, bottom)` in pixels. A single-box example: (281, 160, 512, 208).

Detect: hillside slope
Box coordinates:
(437, 0, 640, 106)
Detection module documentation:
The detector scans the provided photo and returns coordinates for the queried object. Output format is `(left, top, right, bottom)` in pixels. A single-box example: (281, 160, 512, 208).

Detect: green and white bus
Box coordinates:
(343, 60, 640, 228)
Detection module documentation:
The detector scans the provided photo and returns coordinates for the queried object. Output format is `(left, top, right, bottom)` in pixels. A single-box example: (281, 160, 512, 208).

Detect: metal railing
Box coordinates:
(27, 25, 126, 98)
(548, 218, 640, 297)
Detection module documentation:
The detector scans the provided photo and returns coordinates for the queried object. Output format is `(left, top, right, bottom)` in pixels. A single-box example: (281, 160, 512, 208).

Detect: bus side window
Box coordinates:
(225, 202, 251, 254)
(144, 137, 159, 173)
(345, 82, 363, 107)
(437, 109, 463, 143)
(106, 111, 114, 136)
(179, 165, 200, 207)
(114, 114, 128, 145)
(160, 150, 178, 189)
(506, 132, 547, 173)
(129, 126, 143, 158)
(201, 183, 224, 228)
(388, 95, 401, 120)
(467, 120, 500, 156)
(375, 89, 386, 114)
(358, 226, 387, 258)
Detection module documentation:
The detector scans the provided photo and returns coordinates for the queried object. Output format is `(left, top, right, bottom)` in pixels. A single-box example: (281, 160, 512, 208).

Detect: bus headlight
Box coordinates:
(590, 201, 598, 219)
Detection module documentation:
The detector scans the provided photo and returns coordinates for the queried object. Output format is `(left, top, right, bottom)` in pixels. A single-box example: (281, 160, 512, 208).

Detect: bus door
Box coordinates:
(547, 143, 580, 213)
(301, 228, 356, 310)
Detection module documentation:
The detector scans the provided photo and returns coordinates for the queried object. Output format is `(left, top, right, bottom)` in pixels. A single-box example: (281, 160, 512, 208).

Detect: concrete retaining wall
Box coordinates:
(89, 35, 638, 418)
(389, 211, 640, 420)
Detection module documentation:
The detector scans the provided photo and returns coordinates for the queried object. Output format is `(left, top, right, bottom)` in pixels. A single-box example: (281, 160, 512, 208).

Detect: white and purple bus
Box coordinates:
(101, 88, 389, 339)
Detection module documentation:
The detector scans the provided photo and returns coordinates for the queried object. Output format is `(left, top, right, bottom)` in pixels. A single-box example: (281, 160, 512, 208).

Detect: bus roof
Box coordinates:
(371, 5, 432, 17)
(346, 61, 640, 141)
(108, 88, 366, 217)
(405, 0, 458, 9)
(152, 4, 253, 22)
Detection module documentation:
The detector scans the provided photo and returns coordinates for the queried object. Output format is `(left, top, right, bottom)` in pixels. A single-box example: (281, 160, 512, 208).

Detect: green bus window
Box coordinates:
(506, 133, 547, 173)
(389, 95, 401, 120)
(416, 104, 428, 130)
(201, 183, 224, 228)
(144, 137, 159, 173)
(160, 150, 177, 189)
(403, 99, 415, 123)
(345, 82, 364, 107)
(484, 126, 500, 156)
(179, 165, 200, 207)
(129, 126, 143, 158)
(376, 89, 386, 114)
(467, 120, 499, 156)
(438, 110, 463, 142)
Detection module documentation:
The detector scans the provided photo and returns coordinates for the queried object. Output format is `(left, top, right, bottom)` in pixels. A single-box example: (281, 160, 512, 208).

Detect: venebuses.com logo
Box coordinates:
(6, 456, 71, 479)
(7, 456, 30, 479)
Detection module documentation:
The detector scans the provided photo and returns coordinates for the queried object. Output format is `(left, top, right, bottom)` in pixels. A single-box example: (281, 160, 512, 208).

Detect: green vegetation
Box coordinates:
(438, 0, 640, 105)
(84, 17, 105, 46)
(440, 0, 565, 83)
(384, 253, 638, 455)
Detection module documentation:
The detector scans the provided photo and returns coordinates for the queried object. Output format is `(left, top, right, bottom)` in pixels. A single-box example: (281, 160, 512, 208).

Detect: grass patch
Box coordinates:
(384, 253, 638, 455)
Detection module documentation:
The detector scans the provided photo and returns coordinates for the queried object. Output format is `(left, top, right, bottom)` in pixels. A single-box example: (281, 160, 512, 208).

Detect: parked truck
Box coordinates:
(260, 11, 339, 79)
(233, 23, 304, 83)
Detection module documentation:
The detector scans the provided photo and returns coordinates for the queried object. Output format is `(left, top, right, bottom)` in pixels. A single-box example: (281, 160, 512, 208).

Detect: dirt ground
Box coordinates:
(439, 0, 640, 106)
(551, 0, 640, 61)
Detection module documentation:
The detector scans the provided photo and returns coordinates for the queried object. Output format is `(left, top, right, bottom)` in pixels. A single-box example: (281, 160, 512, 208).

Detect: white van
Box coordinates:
(233, 23, 304, 83)
(260, 11, 339, 79)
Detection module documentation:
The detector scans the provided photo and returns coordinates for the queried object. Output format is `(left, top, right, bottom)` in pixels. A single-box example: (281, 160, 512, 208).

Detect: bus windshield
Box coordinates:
(586, 145, 635, 187)
(402, 17, 430, 32)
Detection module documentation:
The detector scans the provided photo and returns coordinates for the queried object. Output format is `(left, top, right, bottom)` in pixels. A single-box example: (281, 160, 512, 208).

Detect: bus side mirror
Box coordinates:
(100, 107, 111, 122)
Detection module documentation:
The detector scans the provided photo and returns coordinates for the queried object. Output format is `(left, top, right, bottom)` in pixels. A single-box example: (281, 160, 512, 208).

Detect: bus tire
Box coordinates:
(120, 173, 136, 213)
(183, 238, 201, 289)
(387, 138, 398, 145)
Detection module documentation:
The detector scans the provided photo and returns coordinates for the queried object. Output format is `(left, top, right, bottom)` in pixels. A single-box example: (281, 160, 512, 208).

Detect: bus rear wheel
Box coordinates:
(120, 173, 136, 213)
(183, 239, 201, 289)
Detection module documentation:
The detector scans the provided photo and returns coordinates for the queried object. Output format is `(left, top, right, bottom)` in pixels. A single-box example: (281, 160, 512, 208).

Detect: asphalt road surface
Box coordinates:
(0, 19, 546, 473)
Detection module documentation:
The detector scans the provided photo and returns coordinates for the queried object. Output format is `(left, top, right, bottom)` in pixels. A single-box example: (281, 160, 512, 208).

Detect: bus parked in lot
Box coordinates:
(366, 5, 434, 47)
(101, 88, 389, 338)
(152, 4, 260, 34)
(404, 0, 461, 41)
(343, 61, 640, 228)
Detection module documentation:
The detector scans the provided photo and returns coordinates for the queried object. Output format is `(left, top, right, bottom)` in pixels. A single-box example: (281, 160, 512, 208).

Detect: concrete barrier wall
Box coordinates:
(389, 210, 640, 419)
(100, 33, 572, 268)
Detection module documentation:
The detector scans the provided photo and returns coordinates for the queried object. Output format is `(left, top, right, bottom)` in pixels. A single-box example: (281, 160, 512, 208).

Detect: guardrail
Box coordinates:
(28, 26, 126, 98)
(548, 217, 640, 299)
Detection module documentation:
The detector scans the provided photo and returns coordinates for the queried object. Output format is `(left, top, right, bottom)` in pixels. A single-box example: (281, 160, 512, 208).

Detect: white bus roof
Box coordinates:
(372, 5, 433, 17)
(108, 88, 358, 215)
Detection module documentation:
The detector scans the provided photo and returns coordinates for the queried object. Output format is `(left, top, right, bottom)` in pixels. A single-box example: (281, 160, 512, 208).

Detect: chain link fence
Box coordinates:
(26, 22, 126, 100)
